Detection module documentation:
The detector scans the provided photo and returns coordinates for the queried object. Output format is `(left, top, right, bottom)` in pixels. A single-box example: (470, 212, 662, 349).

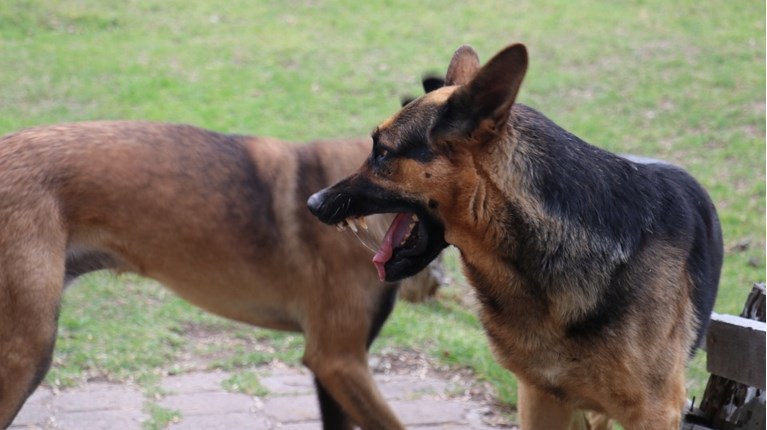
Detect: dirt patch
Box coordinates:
(371, 348, 516, 427)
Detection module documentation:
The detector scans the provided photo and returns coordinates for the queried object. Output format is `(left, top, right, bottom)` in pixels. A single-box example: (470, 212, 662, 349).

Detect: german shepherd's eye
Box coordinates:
(371, 132, 391, 168)
(371, 146, 391, 173)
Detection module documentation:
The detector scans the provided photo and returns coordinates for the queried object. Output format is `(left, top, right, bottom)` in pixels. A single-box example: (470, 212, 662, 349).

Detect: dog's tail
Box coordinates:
(675, 167, 723, 354)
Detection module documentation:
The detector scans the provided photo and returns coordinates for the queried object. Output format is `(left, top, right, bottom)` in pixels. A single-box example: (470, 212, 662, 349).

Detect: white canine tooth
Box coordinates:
(347, 218, 358, 233)
(358, 216, 368, 230)
(336, 220, 347, 231)
(411, 214, 419, 222)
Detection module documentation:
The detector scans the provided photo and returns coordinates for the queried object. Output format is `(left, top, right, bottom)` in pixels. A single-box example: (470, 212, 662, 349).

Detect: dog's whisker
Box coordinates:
(350, 228, 379, 255)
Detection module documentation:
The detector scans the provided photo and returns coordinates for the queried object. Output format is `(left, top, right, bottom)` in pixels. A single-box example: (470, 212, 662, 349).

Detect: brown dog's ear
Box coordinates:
(422, 75, 445, 93)
(431, 43, 528, 148)
(400, 75, 446, 107)
(445, 45, 480, 86)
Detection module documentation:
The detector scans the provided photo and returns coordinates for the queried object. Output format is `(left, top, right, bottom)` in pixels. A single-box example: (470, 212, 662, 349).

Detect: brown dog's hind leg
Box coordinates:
(0, 261, 64, 427)
(0, 201, 66, 427)
(0, 321, 58, 429)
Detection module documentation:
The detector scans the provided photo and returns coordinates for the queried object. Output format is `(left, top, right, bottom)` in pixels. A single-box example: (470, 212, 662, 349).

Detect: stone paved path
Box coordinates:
(10, 364, 512, 429)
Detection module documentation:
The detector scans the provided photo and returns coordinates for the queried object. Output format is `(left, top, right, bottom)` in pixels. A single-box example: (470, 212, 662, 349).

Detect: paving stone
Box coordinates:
(390, 398, 469, 426)
(410, 425, 474, 430)
(261, 394, 319, 423)
(53, 383, 144, 413)
(159, 391, 255, 416)
(10, 388, 54, 427)
(279, 421, 323, 430)
(465, 406, 508, 430)
(167, 412, 274, 430)
(259, 370, 315, 396)
(375, 374, 449, 400)
(161, 371, 230, 394)
(9, 363, 512, 429)
(56, 409, 144, 430)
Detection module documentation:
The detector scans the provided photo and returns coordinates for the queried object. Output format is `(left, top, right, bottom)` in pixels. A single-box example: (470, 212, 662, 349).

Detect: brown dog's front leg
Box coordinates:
(314, 376, 354, 430)
(304, 351, 404, 430)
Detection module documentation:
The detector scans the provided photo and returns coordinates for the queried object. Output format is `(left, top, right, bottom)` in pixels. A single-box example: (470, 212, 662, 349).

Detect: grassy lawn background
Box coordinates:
(1, 0, 763, 422)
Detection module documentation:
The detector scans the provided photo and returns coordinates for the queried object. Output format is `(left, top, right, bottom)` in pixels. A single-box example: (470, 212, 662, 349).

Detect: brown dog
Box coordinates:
(0, 120, 443, 429)
(308, 44, 723, 429)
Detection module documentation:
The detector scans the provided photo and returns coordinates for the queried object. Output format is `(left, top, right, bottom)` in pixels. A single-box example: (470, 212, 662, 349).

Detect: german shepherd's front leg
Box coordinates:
(517, 381, 593, 430)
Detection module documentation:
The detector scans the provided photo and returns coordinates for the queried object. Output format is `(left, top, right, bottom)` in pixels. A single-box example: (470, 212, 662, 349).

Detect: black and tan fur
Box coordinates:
(0, 120, 440, 429)
(308, 44, 723, 429)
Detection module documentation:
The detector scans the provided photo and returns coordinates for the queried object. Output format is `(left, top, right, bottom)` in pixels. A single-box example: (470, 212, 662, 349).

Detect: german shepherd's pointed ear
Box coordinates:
(430, 43, 528, 149)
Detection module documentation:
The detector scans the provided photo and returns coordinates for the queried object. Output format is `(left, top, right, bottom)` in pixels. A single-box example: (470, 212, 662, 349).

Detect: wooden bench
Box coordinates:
(683, 283, 765, 430)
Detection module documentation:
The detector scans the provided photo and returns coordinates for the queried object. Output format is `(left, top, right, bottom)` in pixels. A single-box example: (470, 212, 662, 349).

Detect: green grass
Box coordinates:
(222, 371, 270, 397)
(1, 0, 763, 419)
(143, 403, 181, 430)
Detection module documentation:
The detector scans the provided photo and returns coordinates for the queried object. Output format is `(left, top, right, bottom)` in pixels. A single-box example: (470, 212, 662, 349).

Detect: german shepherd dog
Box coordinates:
(0, 120, 444, 429)
(308, 44, 723, 429)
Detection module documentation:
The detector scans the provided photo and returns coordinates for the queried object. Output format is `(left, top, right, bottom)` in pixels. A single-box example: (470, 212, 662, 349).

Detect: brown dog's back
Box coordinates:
(1, 121, 368, 326)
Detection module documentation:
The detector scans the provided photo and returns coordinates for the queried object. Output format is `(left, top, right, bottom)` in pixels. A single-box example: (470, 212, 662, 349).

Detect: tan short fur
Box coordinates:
(0, 120, 423, 429)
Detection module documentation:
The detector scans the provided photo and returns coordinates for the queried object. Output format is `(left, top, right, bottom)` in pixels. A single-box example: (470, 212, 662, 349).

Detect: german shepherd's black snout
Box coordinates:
(306, 189, 328, 220)
(308, 175, 420, 225)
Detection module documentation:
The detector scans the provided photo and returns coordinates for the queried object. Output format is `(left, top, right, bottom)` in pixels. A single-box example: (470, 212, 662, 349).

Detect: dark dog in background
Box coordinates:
(0, 119, 445, 429)
(309, 44, 723, 429)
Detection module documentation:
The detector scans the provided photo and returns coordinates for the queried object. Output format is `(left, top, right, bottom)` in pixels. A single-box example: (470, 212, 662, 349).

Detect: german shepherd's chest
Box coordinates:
(462, 258, 608, 407)
(481, 306, 611, 412)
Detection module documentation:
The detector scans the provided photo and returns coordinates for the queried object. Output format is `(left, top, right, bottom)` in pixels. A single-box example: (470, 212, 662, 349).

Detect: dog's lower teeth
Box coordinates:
(400, 221, 417, 246)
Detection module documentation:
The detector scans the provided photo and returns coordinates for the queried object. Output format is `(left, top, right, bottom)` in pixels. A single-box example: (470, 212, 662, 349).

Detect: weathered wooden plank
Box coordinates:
(681, 423, 716, 430)
(697, 283, 765, 428)
(706, 312, 766, 390)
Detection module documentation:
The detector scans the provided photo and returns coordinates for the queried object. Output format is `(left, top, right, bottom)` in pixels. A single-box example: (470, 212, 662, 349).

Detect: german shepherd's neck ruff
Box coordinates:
(309, 44, 723, 429)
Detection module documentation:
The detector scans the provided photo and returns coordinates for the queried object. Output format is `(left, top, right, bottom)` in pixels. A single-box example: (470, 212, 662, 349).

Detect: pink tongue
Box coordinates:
(372, 213, 414, 281)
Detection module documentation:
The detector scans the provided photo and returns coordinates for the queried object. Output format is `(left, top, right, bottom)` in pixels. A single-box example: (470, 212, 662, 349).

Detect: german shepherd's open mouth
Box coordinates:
(308, 182, 447, 282)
